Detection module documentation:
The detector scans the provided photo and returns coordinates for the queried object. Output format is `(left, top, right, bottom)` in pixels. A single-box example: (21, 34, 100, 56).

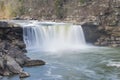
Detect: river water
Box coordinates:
(2, 47, 120, 80)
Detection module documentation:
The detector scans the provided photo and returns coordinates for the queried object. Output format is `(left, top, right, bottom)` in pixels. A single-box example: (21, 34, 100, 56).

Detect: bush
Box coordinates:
(0, 0, 25, 19)
(54, 0, 66, 19)
(79, 0, 85, 4)
(79, 0, 91, 4)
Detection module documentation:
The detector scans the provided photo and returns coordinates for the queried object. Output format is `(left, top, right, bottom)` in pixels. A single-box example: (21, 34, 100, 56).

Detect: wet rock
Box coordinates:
(81, 22, 102, 43)
(19, 72, 30, 78)
(24, 60, 45, 67)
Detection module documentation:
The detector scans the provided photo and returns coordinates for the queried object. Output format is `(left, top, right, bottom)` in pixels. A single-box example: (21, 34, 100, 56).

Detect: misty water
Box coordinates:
(2, 47, 120, 80)
(2, 20, 120, 80)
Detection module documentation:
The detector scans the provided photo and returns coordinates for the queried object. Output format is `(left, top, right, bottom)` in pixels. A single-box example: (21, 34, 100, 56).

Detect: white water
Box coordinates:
(21, 21, 86, 51)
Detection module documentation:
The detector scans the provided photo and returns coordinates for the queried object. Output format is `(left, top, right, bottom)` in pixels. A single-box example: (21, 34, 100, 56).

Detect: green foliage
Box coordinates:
(79, 0, 86, 4)
(18, 0, 22, 2)
(18, 7, 25, 16)
(0, 0, 26, 19)
(79, 0, 91, 4)
(17, 0, 25, 16)
(0, 1, 5, 10)
(54, 0, 66, 19)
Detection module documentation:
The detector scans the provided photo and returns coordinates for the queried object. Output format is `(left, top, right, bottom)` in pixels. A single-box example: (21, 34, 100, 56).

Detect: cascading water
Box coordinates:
(21, 21, 86, 51)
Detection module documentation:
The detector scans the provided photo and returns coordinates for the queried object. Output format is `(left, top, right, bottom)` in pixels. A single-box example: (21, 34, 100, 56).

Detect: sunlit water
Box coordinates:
(2, 20, 120, 80)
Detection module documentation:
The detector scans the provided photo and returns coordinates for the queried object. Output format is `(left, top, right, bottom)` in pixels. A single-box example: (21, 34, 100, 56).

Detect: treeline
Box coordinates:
(0, 0, 94, 19)
(0, 0, 24, 19)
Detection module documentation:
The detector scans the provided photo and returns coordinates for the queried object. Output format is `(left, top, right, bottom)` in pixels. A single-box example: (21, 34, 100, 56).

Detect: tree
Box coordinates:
(54, 0, 66, 19)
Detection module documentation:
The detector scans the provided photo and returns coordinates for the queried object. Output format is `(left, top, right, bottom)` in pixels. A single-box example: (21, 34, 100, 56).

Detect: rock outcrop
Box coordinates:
(81, 21, 120, 47)
(0, 21, 45, 78)
(24, 60, 45, 67)
(81, 22, 101, 43)
(95, 26, 120, 47)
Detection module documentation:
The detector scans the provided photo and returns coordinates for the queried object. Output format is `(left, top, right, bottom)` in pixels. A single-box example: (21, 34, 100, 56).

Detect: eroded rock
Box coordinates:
(24, 60, 45, 67)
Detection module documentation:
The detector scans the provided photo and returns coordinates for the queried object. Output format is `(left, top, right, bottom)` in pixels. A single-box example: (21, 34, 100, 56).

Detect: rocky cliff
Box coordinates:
(0, 21, 45, 78)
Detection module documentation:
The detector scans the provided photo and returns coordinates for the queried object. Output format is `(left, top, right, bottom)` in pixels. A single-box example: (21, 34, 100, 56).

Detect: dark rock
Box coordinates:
(14, 41, 26, 49)
(24, 60, 45, 67)
(19, 72, 30, 78)
(81, 22, 102, 44)
(13, 17, 23, 20)
(0, 22, 9, 28)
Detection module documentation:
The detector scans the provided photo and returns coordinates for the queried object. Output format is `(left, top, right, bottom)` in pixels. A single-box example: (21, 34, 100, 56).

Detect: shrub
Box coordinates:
(54, 0, 66, 19)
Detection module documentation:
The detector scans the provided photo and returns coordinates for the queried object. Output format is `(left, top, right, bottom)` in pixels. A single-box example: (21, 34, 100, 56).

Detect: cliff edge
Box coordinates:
(0, 21, 45, 78)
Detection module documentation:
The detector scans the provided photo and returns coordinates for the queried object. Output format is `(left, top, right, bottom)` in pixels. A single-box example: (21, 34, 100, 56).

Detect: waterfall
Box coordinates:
(22, 21, 86, 51)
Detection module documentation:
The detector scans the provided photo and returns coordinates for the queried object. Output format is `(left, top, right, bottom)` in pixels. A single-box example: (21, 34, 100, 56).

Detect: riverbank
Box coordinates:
(0, 21, 45, 78)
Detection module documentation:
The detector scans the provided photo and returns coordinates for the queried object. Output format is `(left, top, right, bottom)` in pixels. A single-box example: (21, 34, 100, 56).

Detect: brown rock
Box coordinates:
(24, 60, 45, 67)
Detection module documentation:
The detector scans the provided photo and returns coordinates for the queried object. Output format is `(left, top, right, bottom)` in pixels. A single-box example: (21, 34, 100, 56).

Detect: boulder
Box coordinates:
(6, 55, 23, 74)
(19, 72, 30, 78)
(24, 60, 45, 67)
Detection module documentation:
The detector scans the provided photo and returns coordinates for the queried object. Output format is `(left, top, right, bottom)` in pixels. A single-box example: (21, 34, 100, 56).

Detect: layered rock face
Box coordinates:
(79, 0, 120, 47)
(94, 26, 120, 47)
(94, 0, 120, 47)
(0, 21, 45, 78)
